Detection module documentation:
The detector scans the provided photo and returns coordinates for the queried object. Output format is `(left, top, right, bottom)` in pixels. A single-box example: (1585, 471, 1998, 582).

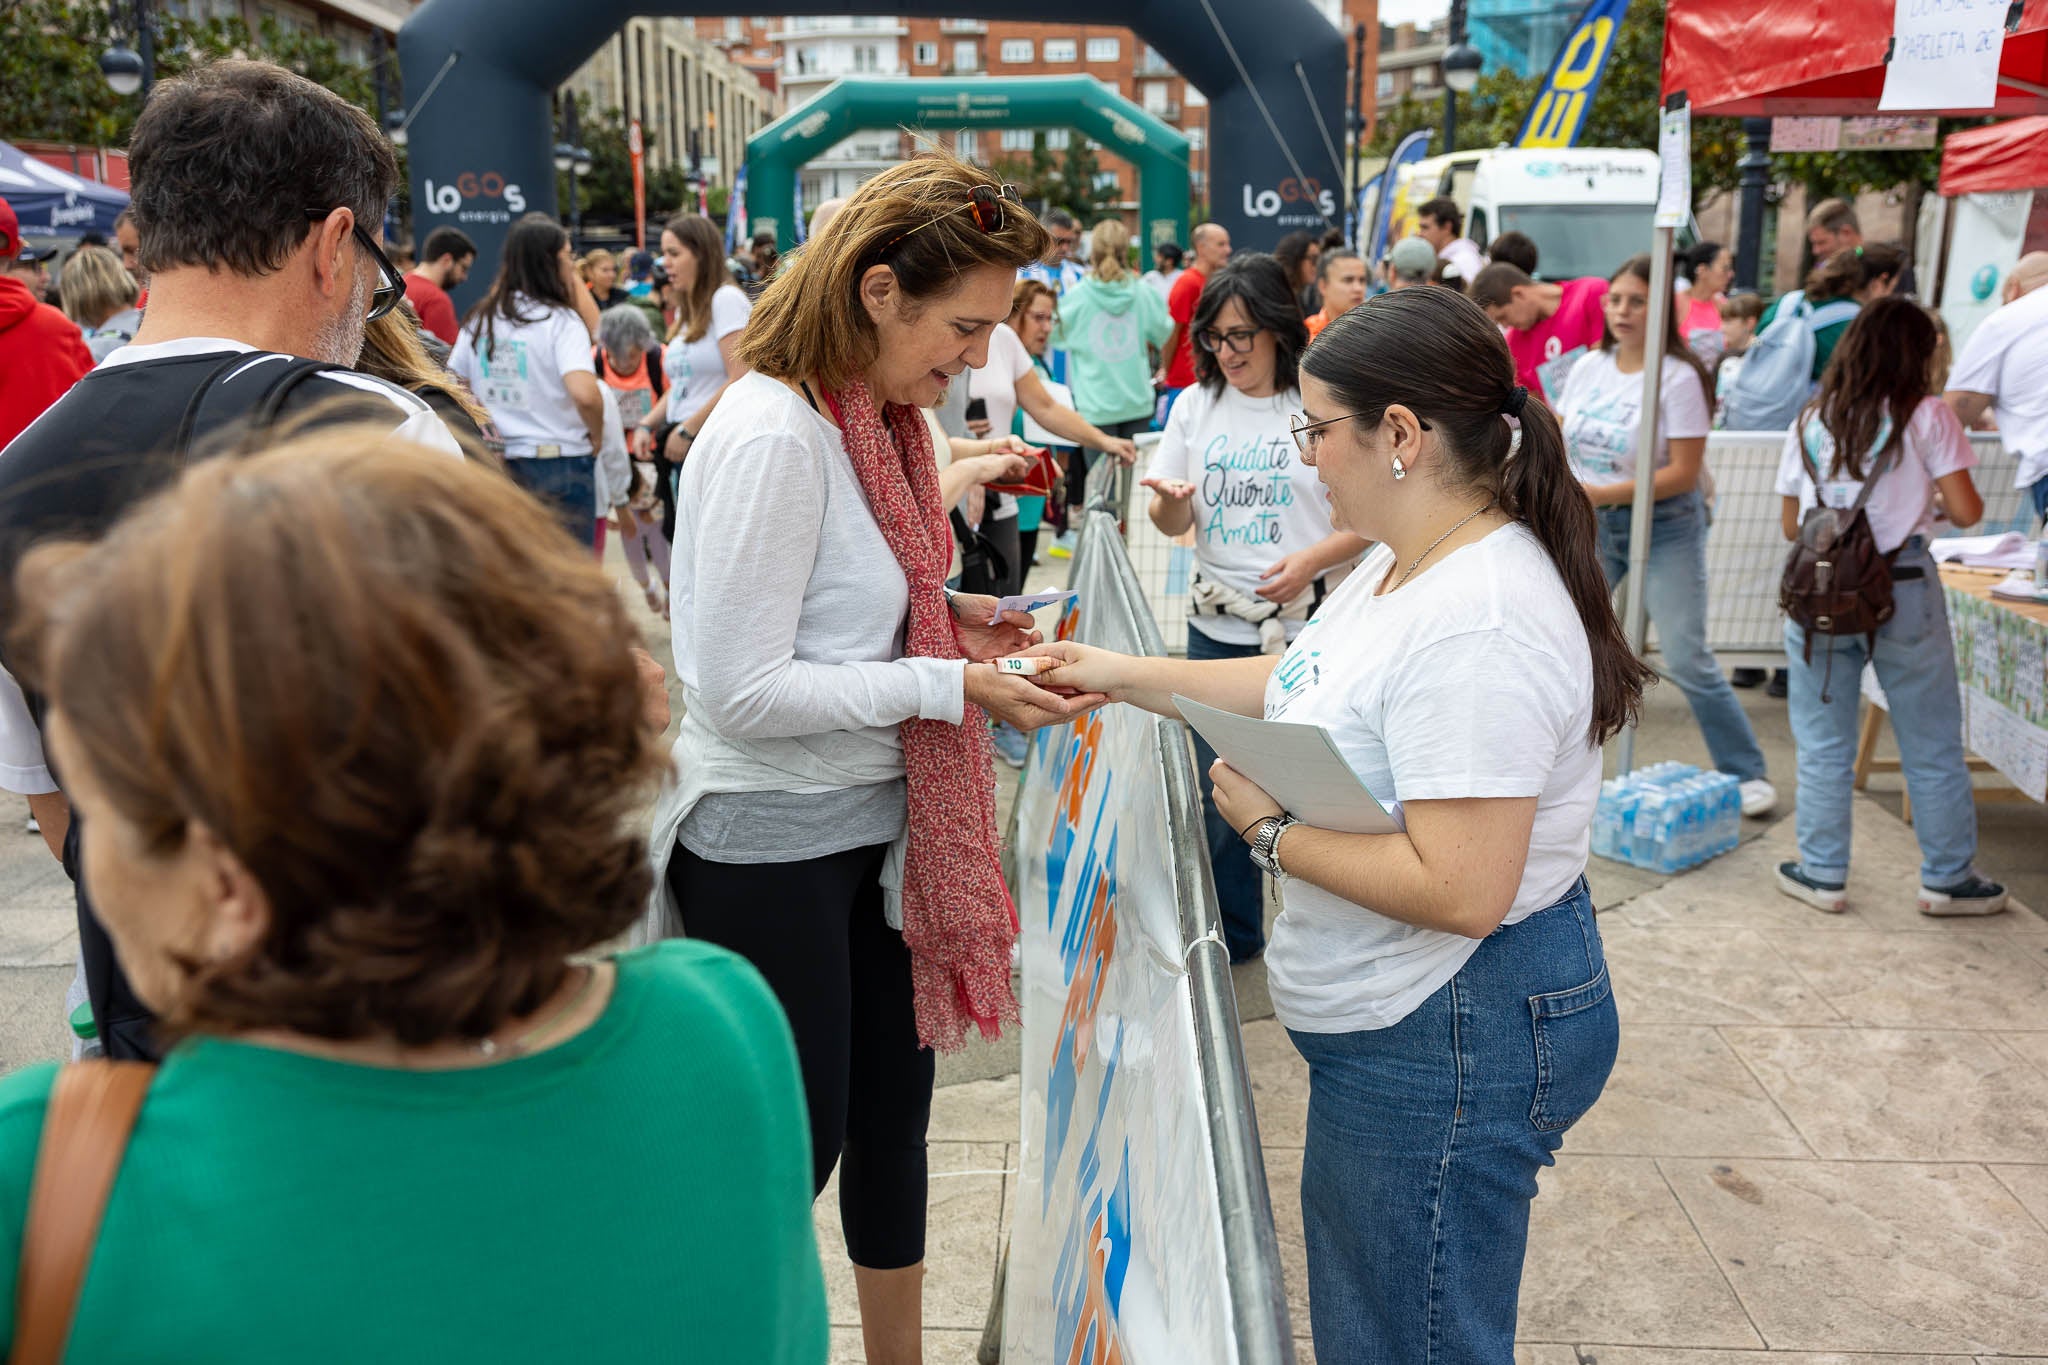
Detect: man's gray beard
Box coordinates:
(310, 268, 372, 366)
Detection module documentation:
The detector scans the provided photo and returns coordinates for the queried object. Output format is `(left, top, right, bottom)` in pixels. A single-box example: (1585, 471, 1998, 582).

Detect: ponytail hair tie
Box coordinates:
(1501, 385, 1529, 417)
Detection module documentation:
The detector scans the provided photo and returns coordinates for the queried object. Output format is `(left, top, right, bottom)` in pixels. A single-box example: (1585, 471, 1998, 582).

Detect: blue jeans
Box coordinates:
(1288, 879, 1617, 1364)
(1185, 625, 1267, 961)
(1783, 539, 1977, 887)
(2030, 472, 2048, 523)
(506, 454, 597, 549)
(1598, 491, 1769, 782)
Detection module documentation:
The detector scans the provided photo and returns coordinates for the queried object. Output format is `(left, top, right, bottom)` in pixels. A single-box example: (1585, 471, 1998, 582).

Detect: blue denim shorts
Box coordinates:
(1288, 878, 1617, 1363)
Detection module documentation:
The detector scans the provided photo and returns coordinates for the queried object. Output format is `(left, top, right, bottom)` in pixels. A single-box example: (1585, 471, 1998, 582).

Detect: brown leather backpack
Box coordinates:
(1778, 431, 1902, 702)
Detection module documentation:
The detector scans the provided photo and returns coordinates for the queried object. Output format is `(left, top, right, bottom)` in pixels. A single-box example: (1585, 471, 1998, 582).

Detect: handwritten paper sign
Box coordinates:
(1880, 0, 2008, 112)
(1655, 102, 1692, 228)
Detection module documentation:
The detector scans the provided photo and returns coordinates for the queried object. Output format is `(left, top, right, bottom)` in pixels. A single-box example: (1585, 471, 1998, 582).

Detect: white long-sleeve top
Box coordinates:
(668, 371, 967, 862)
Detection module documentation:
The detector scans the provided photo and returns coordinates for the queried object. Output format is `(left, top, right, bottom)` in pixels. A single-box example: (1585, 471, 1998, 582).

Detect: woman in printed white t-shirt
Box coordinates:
(639, 213, 751, 468)
(1556, 251, 1777, 817)
(450, 217, 606, 546)
(1773, 297, 2008, 918)
(1140, 253, 1366, 964)
(1026, 286, 1644, 1361)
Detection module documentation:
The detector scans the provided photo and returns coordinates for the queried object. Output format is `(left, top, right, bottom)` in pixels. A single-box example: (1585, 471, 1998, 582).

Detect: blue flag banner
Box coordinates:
(1515, 0, 1632, 149)
(1367, 129, 1433, 266)
(791, 172, 806, 246)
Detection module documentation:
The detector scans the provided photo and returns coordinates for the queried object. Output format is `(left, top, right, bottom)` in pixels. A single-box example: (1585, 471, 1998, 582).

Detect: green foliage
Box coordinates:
(2, 0, 380, 146)
(993, 130, 1114, 221)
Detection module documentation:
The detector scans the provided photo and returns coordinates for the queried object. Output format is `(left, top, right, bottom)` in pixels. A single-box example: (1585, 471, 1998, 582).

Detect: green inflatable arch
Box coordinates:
(746, 75, 1190, 251)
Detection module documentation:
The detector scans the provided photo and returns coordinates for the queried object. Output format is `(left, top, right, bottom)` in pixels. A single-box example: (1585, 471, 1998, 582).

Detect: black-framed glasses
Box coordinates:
(1288, 409, 1430, 456)
(1196, 326, 1262, 354)
(879, 183, 1023, 254)
(304, 210, 404, 321)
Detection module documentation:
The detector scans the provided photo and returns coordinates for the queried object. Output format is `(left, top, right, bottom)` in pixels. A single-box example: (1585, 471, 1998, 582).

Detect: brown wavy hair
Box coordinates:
(737, 151, 1050, 392)
(1806, 242, 1906, 303)
(1305, 288, 1656, 745)
(661, 212, 731, 344)
(1803, 295, 1937, 480)
(10, 430, 667, 1046)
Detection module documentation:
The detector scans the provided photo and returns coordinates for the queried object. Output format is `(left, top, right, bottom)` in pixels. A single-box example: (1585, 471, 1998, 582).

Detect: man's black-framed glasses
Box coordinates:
(305, 210, 404, 321)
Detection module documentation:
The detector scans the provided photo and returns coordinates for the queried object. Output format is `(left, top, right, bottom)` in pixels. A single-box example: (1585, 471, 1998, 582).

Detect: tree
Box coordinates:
(992, 131, 1064, 217)
(2, 0, 379, 146)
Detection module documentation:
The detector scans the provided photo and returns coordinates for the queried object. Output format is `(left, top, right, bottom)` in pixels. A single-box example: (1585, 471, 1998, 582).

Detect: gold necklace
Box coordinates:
(1391, 502, 1497, 591)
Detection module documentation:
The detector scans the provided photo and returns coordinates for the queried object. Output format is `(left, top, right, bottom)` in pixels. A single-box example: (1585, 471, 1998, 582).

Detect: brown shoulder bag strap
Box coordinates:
(10, 1061, 155, 1365)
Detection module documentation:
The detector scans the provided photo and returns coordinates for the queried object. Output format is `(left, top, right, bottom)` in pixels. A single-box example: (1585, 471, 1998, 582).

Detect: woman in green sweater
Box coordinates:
(0, 431, 826, 1364)
(1052, 217, 1173, 469)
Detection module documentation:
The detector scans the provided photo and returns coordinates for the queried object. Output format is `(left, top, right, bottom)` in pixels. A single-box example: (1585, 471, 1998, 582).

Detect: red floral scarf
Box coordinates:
(824, 380, 1018, 1050)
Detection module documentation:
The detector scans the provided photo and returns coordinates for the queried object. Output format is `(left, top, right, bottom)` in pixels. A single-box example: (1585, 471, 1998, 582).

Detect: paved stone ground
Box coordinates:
(3, 541, 2044, 1363)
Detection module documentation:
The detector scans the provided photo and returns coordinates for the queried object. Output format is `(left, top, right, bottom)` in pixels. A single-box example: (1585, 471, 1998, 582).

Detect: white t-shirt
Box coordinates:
(1439, 237, 1487, 284)
(1145, 383, 1337, 646)
(663, 283, 752, 426)
(1262, 525, 1600, 1032)
(967, 323, 1034, 447)
(1558, 349, 1712, 485)
(1946, 283, 2048, 490)
(1775, 397, 1977, 553)
(449, 297, 596, 457)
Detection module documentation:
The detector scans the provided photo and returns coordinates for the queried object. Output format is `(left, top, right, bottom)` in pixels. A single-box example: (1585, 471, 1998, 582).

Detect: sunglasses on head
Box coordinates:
(304, 209, 404, 321)
(879, 183, 1023, 254)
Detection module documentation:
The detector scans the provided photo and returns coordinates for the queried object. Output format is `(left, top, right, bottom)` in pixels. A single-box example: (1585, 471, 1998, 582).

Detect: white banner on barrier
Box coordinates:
(1005, 534, 1239, 1363)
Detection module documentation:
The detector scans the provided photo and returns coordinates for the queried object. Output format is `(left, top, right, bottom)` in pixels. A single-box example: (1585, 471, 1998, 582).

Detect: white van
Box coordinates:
(1390, 147, 1679, 281)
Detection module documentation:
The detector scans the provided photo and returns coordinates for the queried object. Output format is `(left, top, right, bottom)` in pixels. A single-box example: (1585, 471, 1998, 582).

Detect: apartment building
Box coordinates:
(163, 0, 417, 66)
(1377, 21, 1449, 119)
(564, 20, 779, 190)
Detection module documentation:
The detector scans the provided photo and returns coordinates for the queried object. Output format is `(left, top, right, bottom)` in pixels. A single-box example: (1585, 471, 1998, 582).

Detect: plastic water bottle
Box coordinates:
(1597, 762, 1741, 872)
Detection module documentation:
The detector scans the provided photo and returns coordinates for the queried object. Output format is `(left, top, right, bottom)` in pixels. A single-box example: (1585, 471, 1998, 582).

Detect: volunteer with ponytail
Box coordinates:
(1024, 285, 1643, 1361)
(1558, 252, 1778, 816)
(650, 153, 1102, 1365)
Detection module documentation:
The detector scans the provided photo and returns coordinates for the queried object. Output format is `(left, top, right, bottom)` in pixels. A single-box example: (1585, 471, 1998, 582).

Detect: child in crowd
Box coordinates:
(1713, 292, 1765, 416)
(616, 461, 672, 616)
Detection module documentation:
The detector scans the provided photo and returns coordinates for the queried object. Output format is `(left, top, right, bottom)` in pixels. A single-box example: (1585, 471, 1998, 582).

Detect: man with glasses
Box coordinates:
(0, 58, 459, 1062)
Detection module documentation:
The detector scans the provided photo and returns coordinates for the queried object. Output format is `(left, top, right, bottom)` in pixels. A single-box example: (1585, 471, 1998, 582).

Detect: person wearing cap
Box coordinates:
(0, 195, 93, 448)
(1382, 236, 1438, 294)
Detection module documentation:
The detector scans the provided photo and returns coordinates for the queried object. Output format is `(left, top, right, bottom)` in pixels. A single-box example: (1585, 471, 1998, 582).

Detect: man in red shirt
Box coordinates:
(1158, 222, 1232, 416)
(401, 224, 475, 345)
(0, 197, 93, 447)
(1471, 263, 1609, 401)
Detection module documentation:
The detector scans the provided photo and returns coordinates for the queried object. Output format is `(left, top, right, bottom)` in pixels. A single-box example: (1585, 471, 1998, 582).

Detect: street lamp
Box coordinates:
(1440, 0, 1480, 153)
(99, 0, 155, 101)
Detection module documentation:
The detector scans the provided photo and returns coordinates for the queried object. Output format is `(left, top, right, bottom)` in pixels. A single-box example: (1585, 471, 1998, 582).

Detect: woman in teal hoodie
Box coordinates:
(1053, 217, 1174, 467)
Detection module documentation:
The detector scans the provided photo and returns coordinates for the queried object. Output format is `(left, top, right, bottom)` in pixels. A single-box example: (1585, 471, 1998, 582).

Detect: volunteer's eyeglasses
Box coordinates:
(879, 183, 1023, 254)
(304, 210, 405, 321)
(1288, 410, 1429, 456)
(1196, 327, 1263, 354)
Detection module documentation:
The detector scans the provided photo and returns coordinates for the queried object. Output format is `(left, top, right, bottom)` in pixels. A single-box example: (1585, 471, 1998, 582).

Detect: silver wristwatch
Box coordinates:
(1247, 814, 1298, 879)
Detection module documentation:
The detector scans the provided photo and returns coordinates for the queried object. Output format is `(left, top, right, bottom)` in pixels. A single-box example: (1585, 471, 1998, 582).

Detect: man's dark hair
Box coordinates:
(128, 59, 397, 278)
(1469, 262, 1534, 310)
(420, 226, 475, 266)
(1418, 196, 1463, 235)
(1191, 252, 1308, 395)
(1155, 242, 1184, 269)
(1041, 207, 1078, 232)
(1486, 231, 1538, 275)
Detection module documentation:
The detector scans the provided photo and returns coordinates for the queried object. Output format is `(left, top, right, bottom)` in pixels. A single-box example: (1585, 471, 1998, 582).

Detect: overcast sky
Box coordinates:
(1377, 0, 1453, 24)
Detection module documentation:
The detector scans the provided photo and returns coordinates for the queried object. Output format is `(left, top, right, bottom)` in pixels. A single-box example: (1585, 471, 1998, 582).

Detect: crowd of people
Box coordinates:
(0, 49, 2041, 1365)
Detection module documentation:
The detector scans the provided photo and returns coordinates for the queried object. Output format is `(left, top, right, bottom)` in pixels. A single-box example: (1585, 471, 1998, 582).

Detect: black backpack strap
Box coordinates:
(170, 354, 265, 461)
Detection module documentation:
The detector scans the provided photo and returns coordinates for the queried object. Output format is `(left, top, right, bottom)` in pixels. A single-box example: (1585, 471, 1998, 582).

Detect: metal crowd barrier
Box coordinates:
(999, 447, 1294, 1363)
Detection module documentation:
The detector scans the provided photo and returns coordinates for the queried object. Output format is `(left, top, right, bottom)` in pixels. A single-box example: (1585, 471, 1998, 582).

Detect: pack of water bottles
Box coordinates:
(1592, 762, 1742, 873)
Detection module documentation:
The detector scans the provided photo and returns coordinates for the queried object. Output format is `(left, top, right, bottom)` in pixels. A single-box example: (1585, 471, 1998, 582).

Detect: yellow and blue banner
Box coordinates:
(1515, 0, 1632, 149)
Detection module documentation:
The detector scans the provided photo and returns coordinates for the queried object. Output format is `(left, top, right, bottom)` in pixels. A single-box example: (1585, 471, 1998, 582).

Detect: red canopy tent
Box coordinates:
(1663, 0, 2048, 117)
(1940, 114, 2048, 194)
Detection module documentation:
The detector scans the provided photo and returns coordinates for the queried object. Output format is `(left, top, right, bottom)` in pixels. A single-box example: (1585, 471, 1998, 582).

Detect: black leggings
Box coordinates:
(668, 841, 935, 1270)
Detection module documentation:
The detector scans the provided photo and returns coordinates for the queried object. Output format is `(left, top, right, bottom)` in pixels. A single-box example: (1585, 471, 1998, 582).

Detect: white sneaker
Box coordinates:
(1739, 778, 1778, 818)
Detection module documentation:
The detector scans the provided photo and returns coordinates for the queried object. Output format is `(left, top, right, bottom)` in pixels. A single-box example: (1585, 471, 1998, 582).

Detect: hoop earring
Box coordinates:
(1391, 455, 1406, 481)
